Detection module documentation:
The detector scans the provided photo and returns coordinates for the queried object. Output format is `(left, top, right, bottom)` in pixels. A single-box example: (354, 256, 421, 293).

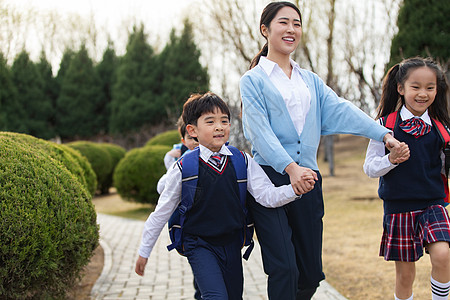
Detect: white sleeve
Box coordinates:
(245, 153, 298, 208)
(138, 165, 181, 258)
(363, 138, 398, 178)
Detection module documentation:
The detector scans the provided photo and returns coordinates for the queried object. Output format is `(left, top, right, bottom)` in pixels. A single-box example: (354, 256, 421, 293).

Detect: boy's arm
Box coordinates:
(135, 165, 181, 275)
(245, 153, 310, 208)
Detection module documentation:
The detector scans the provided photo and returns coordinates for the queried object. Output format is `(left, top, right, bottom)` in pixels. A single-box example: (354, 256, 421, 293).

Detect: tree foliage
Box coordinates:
(389, 0, 450, 70)
(110, 25, 157, 133)
(56, 44, 103, 138)
(10, 50, 54, 139)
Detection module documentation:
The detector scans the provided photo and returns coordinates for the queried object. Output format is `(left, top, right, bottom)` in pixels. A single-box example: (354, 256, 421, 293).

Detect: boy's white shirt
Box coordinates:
(139, 143, 298, 258)
(363, 106, 444, 178)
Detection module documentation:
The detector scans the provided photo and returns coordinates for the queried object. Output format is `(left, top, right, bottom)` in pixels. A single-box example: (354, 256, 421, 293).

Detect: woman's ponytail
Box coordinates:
(249, 43, 268, 69)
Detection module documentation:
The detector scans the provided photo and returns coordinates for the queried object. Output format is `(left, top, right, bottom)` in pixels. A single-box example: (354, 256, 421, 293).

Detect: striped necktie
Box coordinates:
(399, 117, 431, 138)
(209, 153, 222, 167)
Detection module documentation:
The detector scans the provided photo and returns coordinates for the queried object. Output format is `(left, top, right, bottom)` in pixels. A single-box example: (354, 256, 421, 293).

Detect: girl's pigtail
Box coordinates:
(249, 43, 268, 70)
(377, 64, 401, 119)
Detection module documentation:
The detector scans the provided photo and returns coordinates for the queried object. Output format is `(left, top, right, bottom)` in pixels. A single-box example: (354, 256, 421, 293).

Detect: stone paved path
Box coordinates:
(91, 213, 347, 300)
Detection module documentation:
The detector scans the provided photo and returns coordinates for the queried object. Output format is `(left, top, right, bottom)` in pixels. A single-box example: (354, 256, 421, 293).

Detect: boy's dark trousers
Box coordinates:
(184, 234, 243, 300)
(248, 166, 325, 300)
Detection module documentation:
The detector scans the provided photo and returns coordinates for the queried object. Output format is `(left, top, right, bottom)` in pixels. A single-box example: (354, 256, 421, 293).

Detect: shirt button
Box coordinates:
(297, 151, 300, 154)
(298, 141, 300, 144)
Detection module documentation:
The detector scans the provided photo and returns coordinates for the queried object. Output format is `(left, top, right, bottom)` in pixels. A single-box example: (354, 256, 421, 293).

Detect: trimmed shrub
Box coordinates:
(97, 143, 126, 194)
(0, 132, 99, 299)
(0, 132, 96, 197)
(68, 141, 113, 195)
(59, 144, 97, 196)
(113, 145, 170, 204)
(145, 129, 180, 147)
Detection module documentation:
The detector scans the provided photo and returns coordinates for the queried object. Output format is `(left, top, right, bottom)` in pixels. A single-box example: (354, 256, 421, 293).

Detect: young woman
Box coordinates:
(239, 2, 403, 299)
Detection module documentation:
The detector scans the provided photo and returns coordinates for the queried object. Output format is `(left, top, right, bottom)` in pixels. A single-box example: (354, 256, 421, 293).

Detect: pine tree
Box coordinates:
(96, 42, 118, 134)
(157, 19, 209, 122)
(36, 51, 58, 137)
(0, 53, 20, 131)
(10, 50, 53, 139)
(110, 24, 158, 133)
(388, 0, 450, 69)
(56, 44, 102, 139)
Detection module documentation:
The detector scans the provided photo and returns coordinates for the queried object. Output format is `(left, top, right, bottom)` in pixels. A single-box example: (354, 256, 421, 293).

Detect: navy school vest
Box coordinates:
(167, 145, 254, 260)
(380, 111, 450, 210)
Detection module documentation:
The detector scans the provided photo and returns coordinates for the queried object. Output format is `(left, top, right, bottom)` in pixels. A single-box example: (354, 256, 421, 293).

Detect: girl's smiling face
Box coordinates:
(262, 6, 302, 59)
(398, 66, 437, 116)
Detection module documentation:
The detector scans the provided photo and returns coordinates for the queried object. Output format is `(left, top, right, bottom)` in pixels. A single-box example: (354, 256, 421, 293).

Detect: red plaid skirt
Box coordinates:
(380, 205, 450, 262)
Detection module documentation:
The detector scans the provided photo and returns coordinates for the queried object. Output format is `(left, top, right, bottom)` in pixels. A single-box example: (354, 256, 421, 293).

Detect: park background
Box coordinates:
(0, 0, 449, 299)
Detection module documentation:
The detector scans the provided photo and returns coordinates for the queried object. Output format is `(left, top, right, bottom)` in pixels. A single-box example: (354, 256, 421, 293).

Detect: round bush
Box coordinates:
(0, 132, 96, 197)
(68, 141, 113, 195)
(145, 129, 180, 147)
(0, 132, 99, 299)
(97, 143, 126, 194)
(113, 145, 170, 204)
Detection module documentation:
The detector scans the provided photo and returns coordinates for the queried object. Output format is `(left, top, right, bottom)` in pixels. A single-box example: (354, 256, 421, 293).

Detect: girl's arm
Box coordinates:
(363, 132, 410, 178)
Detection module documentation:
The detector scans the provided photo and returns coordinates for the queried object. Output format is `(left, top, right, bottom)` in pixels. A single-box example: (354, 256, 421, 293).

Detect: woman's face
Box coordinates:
(262, 6, 302, 58)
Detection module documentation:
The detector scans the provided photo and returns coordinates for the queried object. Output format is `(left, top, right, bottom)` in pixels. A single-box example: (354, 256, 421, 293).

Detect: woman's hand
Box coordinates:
(383, 133, 410, 164)
(285, 162, 318, 195)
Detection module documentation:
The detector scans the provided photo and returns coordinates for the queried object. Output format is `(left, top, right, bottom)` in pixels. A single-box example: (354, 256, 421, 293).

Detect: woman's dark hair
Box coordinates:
(182, 92, 231, 126)
(377, 56, 450, 127)
(249, 1, 302, 69)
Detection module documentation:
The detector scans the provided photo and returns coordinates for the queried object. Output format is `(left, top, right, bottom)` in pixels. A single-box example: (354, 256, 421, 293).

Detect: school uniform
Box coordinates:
(364, 106, 450, 262)
(239, 56, 390, 299)
(138, 144, 298, 300)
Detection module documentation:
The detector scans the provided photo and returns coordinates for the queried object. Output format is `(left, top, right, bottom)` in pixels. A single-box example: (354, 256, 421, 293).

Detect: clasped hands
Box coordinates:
(383, 133, 410, 164)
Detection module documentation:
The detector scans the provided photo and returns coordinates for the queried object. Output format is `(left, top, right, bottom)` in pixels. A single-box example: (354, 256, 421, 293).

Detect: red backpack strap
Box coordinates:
(431, 118, 450, 205)
(432, 118, 450, 146)
(383, 111, 399, 130)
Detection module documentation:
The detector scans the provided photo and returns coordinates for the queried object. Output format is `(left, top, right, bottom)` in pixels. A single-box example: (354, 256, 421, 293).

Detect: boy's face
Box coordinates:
(186, 108, 230, 153)
(181, 133, 199, 150)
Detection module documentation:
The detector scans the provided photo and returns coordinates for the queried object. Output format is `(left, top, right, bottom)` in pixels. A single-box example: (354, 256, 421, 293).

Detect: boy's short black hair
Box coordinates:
(182, 92, 231, 126)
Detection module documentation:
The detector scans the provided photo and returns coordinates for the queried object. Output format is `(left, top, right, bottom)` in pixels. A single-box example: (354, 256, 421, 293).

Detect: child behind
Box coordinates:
(363, 57, 450, 300)
(135, 92, 316, 300)
(163, 116, 199, 170)
(157, 117, 198, 194)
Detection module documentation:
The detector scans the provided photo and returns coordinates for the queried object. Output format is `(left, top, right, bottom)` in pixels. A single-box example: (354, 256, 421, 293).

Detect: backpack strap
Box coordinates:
(431, 119, 450, 204)
(167, 147, 200, 252)
(227, 145, 254, 260)
(382, 111, 399, 130)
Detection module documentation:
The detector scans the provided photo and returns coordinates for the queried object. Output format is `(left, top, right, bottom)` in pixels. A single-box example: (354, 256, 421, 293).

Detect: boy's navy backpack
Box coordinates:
(167, 145, 255, 260)
(381, 111, 450, 204)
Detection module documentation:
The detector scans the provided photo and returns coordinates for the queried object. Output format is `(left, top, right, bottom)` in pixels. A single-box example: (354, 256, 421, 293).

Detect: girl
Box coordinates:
(364, 57, 450, 300)
(239, 2, 402, 299)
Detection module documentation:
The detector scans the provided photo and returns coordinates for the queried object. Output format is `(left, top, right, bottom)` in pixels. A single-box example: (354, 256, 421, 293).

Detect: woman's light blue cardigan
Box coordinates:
(239, 65, 389, 173)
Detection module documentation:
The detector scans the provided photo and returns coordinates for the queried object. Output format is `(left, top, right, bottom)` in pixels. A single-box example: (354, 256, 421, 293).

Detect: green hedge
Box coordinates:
(97, 143, 126, 194)
(0, 132, 99, 299)
(113, 145, 170, 204)
(145, 129, 180, 147)
(0, 132, 96, 197)
(68, 141, 113, 195)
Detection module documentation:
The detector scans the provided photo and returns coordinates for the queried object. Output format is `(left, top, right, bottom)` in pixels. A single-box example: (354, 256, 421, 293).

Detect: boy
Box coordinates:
(135, 92, 316, 299)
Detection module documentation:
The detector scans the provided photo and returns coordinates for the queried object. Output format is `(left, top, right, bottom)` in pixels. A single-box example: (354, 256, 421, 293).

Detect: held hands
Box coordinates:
(285, 162, 318, 195)
(135, 255, 148, 276)
(383, 133, 410, 164)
